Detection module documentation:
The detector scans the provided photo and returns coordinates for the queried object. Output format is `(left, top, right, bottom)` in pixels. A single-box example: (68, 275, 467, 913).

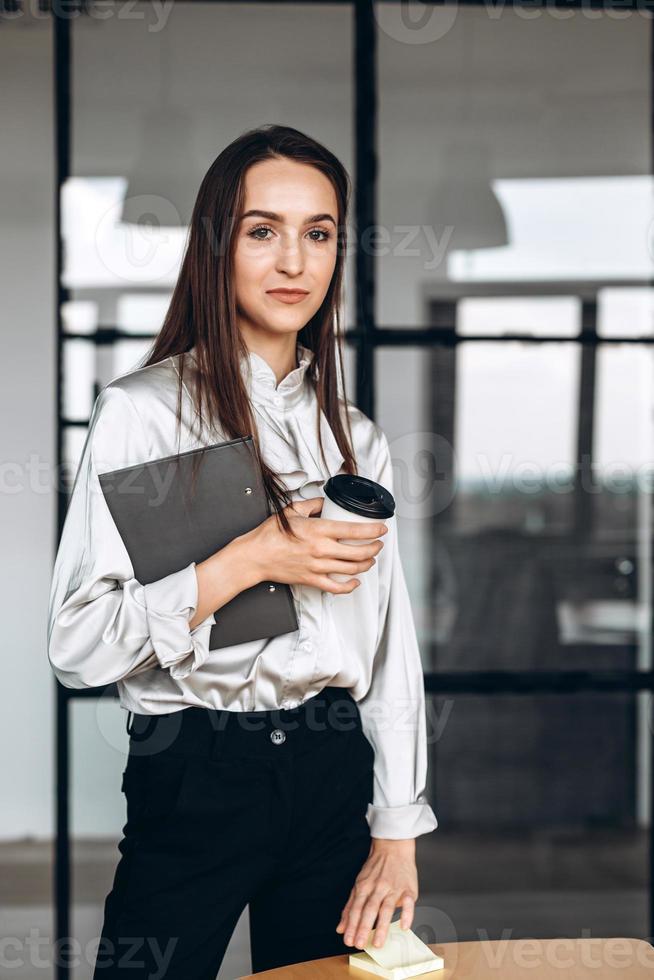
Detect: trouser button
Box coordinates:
(270, 729, 286, 745)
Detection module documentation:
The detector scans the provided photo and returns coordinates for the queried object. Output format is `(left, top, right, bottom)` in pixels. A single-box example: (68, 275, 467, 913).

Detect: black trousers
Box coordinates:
(92, 686, 374, 978)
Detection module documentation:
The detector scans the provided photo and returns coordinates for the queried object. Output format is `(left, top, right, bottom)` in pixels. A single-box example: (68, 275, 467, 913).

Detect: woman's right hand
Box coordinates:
(240, 496, 388, 595)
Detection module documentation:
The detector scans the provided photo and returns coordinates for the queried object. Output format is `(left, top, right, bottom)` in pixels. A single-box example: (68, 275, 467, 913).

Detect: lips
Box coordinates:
(266, 289, 309, 304)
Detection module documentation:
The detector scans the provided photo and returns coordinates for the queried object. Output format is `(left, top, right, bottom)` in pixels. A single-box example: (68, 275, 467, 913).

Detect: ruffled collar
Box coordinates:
(240, 343, 315, 411)
(185, 342, 314, 411)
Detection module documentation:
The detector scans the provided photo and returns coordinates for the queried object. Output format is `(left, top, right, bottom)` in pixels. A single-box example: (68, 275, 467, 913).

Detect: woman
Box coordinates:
(48, 123, 438, 978)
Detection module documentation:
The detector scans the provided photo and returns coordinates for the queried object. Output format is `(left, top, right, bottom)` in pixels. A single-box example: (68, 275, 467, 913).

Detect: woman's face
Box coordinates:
(232, 157, 339, 341)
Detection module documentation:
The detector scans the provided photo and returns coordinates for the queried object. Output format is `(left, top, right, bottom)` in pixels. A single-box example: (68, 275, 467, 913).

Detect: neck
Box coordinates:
(239, 331, 299, 387)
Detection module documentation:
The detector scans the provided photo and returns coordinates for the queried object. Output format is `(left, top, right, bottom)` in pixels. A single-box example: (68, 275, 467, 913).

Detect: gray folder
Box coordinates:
(98, 435, 299, 650)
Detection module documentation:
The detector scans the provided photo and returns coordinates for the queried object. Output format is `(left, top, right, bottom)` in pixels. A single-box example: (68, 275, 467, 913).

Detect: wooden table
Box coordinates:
(241, 937, 654, 979)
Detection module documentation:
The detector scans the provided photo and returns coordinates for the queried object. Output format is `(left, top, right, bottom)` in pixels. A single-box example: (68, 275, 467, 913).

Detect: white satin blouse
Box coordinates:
(47, 342, 438, 840)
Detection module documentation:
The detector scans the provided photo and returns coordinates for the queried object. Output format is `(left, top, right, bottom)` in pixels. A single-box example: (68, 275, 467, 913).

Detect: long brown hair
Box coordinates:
(142, 123, 358, 539)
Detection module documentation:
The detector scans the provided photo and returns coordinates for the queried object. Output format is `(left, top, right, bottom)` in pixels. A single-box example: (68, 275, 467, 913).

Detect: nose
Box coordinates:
(275, 233, 305, 277)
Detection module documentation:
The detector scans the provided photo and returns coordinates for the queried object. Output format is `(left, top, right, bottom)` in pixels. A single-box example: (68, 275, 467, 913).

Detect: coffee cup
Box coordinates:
(321, 474, 395, 582)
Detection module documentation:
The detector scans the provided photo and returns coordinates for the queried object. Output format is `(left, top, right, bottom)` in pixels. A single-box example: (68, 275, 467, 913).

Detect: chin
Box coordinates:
(259, 309, 312, 332)
(252, 317, 306, 337)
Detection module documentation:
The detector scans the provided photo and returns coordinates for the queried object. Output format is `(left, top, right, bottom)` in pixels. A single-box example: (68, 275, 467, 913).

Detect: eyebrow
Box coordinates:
(240, 209, 336, 226)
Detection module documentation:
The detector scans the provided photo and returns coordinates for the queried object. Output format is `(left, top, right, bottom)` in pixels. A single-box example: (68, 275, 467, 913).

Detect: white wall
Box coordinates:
(0, 17, 56, 838)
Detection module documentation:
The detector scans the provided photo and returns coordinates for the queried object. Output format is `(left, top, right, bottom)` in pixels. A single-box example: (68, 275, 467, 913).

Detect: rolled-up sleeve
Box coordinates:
(47, 384, 215, 689)
(357, 428, 439, 841)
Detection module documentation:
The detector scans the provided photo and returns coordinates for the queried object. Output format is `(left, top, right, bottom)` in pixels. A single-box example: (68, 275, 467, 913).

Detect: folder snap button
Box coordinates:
(270, 729, 286, 745)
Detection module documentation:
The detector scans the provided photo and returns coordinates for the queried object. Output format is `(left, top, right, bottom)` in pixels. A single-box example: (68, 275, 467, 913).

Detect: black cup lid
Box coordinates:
(323, 474, 395, 519)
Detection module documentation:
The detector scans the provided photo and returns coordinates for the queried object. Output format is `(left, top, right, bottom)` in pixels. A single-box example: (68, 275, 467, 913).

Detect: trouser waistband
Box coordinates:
(125, 686, 362, 761)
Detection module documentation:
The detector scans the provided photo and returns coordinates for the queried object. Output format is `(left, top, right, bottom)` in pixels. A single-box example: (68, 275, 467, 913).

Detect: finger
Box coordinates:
(314, 556, 376, 575)
(336, 894, 354, 933)
(338, 887, 361, 933)
(343, 892, 371, 946)
(319, 540, 385, 562)
(399, 892, 416, 930)
(352, 893, 384, 948)
(287, 496, 324, 516)
(322, 518, 389, 540)
(371, 895, 400, 948)
(313, 575, 361, 594)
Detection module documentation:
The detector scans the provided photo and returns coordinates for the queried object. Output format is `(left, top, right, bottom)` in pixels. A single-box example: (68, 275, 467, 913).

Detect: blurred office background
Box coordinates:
(1, 1, 653, 977)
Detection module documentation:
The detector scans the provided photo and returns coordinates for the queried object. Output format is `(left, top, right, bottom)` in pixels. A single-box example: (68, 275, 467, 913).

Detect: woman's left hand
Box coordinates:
(335, 838, 418, 949)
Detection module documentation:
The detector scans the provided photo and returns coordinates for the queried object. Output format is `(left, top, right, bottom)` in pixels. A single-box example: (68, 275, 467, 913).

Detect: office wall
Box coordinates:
(0, 18, 56, 838)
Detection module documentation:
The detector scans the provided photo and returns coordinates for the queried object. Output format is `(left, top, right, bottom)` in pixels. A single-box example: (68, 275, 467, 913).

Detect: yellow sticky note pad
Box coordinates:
(348, 919, 445, 978)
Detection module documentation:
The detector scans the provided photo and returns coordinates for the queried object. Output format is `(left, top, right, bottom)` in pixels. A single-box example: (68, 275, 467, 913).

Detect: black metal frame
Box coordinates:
(52, 3, 654, 976)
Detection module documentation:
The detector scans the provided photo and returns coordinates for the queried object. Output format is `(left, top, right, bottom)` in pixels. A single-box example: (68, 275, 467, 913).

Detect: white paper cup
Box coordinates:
(320, 477, 393, 583)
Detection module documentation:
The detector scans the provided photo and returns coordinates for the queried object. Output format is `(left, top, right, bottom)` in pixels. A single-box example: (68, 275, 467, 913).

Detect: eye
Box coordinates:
(307, 227, 332, 243)
(247, 224, 275, 241)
